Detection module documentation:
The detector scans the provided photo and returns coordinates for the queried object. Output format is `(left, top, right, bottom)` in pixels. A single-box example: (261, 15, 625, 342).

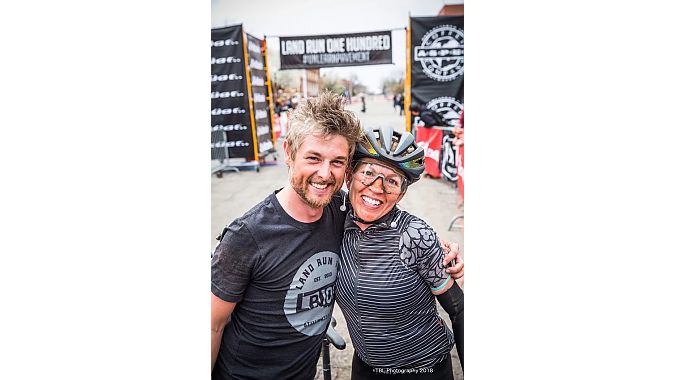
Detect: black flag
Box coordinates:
(410, 16, 464, 181)
(211, 25, 254, 160)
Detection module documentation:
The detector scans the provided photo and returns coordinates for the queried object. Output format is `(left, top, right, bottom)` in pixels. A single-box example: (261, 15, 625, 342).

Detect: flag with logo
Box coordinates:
(409, 16, 464, 182)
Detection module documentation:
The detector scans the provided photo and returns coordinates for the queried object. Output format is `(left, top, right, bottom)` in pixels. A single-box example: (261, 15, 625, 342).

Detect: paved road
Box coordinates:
(212, 95, 464, 379)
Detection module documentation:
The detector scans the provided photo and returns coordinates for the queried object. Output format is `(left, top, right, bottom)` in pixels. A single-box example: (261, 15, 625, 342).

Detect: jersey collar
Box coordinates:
(344, 207, 401, 232)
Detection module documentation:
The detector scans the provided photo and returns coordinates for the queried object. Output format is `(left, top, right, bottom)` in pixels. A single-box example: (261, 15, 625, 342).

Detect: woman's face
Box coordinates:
(347, 158, 407, 225)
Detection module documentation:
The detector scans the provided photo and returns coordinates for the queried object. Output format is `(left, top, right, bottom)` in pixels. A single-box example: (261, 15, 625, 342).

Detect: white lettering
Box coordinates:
(302, 52, 370, 65)
(251, 76, 265, 86)
(249, 58, 263, 70)
(211, 39, 238, 47)
(211, 108, 247, 116)
(418, 140, 440, 161)
(382, 35, 391, 50)
(253, 93, 266, 103)
(255, 110, 268, 120)
(281, 40, 305, 55)
(345, 35, 390, 52)
(211, 56, 242, 64)
(305, 38, 326, 54)
(211, 74, 243, 82)
(248, 42, 261, 54)
(259, 140, 274, 152)
(303, 315, 328, 328)
(256, 125, 270, 135)
(212, 140, 250, 148)
(326, 38, 345, 53)
(211, 91, 244, 99)
(211, 124, 247, 132)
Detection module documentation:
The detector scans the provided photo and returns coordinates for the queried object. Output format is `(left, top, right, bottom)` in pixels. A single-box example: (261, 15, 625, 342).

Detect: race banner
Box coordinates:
(246, 33, 274, 156)
(279, 31, 392, 69)
(415, 127, 443, 178)
(211, 25, 253, 160)
(409, 16, 464, 181)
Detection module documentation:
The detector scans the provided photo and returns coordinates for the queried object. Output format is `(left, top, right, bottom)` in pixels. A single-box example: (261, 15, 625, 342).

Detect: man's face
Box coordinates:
(284, 134, 350, 209)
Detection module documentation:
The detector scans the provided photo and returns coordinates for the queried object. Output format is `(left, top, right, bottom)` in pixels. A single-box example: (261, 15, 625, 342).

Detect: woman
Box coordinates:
(336, 126, 464, 379)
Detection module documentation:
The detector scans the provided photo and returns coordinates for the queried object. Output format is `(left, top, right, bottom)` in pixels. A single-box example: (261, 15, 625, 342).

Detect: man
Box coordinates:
(396, 92, 404, 116)
(211, 92, 464, 380)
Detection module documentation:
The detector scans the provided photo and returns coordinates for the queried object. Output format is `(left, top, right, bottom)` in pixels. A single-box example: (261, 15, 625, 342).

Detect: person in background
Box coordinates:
(274, 99, 283, 116)
(336, 126, 464, 379)
(409, 102, 449, 128)
(211, 93, 465, 380)
(396, 93, 405, 116)
(453, 106, 464, 148)
(290, 94, 300, 109)
(343, 88, 352, 104)
(394, 92, 404, 116)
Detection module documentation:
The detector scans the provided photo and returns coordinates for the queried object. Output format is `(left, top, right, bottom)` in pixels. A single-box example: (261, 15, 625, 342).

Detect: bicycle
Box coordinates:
(320, 316, 346, 380)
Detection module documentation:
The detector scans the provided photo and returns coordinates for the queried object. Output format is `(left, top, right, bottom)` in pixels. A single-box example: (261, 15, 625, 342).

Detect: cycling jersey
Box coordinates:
(336, 207, 454, 369)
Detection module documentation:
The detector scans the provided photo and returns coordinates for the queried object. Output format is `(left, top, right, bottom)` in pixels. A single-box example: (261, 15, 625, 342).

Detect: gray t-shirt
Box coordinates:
(211, 190, 346, 380)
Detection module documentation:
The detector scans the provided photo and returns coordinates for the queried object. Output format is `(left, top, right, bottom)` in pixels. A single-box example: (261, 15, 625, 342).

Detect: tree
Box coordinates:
(320, 72, 343, 94)
(381, 69, 405, 96)
(272, 70, 293, 93)
(352, 83, 367, 95)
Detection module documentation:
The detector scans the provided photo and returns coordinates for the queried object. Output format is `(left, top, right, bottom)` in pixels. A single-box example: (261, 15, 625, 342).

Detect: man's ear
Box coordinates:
(283, 140, 292, 166)
(345, 167, 353, 187)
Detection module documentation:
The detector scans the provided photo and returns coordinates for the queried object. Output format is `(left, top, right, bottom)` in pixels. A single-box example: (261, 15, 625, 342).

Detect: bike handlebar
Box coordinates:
(324, 317, 346, 350)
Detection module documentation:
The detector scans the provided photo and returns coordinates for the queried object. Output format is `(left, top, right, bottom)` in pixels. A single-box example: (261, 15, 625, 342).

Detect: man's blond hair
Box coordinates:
(285, 91, 363, 160)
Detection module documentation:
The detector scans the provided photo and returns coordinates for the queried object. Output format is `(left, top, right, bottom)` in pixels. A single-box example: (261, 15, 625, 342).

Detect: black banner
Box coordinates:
(410, 16, 464, 181)
(280, 31, 392, 69)
(246, 34, 274, 155)
(211, 25, 254, 160)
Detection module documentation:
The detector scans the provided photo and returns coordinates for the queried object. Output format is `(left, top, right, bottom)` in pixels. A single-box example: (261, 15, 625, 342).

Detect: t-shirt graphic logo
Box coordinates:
(426, 96, 463, 127)
(284, 251, 339, 336)
(414, 25, 464, 82)
(296, 283, 334, 311)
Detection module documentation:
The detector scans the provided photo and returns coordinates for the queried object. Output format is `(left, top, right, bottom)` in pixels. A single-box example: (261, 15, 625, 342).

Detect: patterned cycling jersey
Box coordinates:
(335, 207, 454, 369)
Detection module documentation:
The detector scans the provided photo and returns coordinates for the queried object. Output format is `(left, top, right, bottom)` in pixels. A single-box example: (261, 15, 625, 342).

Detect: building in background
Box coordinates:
(303, 69, 320, 98)
(438, 2, 464, 16)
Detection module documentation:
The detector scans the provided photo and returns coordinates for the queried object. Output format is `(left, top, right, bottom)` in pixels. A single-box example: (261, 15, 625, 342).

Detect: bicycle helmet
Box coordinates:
(353, 126, 425, 184)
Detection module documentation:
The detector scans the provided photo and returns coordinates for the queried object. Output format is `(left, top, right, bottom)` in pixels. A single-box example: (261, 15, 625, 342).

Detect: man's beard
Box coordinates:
(290, 173, 337, 209)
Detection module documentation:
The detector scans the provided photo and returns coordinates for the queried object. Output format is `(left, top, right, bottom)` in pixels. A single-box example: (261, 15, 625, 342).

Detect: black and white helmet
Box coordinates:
(353, 126, 425, 184)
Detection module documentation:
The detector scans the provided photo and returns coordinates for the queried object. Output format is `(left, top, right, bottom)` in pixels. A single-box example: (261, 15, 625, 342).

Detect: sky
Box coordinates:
(212, 0, 461, 92)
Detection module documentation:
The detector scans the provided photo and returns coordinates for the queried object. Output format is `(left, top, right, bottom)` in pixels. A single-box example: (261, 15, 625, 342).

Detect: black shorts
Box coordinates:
(350, 353, 453, 380)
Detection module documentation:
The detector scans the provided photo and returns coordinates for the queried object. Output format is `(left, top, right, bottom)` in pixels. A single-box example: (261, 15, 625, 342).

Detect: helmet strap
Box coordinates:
(351, 213, 378, 225)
